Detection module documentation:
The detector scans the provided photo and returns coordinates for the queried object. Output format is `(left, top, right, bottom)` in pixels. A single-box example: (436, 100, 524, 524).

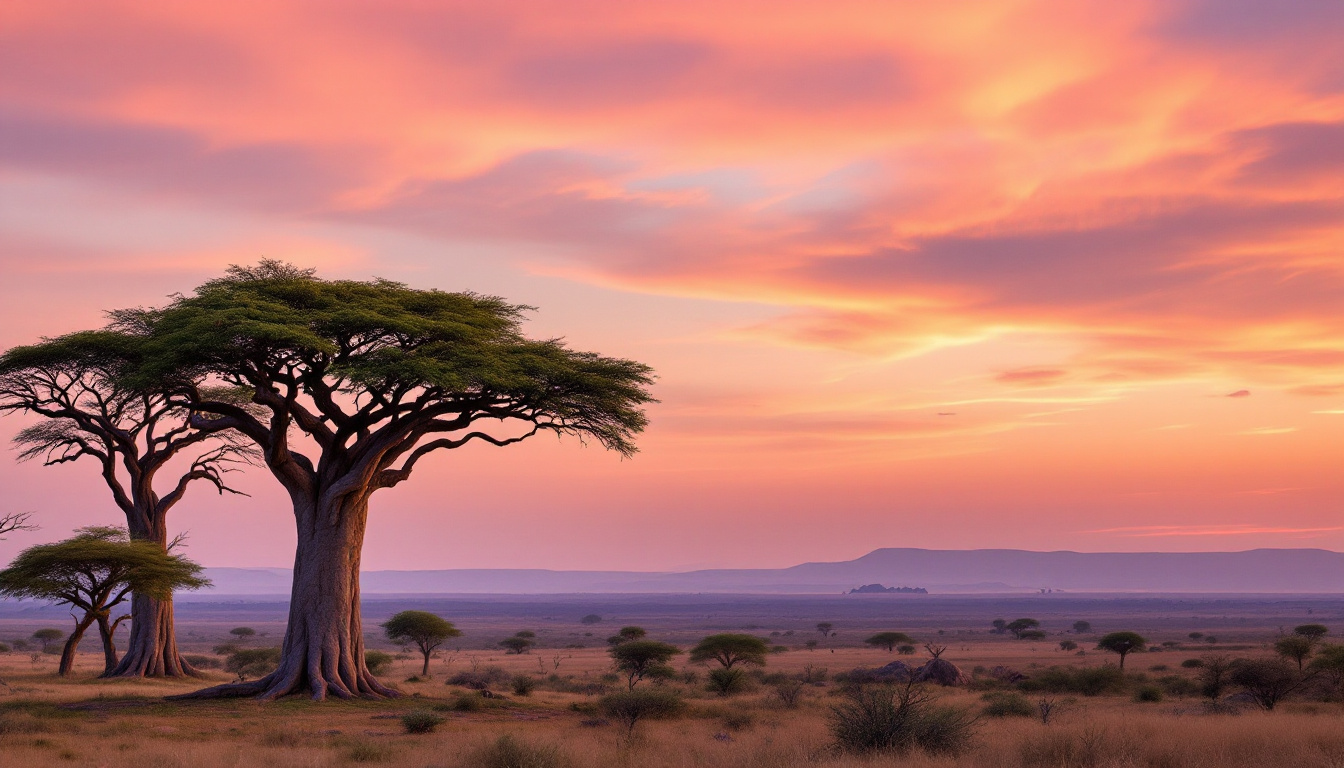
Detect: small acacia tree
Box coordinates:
(608, 626, 646, 645)
(0, 527, 208, 675)
(865, 632, 914, 653)
(1072, 621, 1091, 634)
(1294, 624, 1329, 642)
(1096, 631, 1146, 669)
(0, 334, 249, 678)
(1275, 635, 1315, 671)
(610, 640, 681, 688)
(689, 634, 769, 669)
(1006, 619, 1041, 639)
(500, 634, 535, 654)
(122, 262, 653, 701)
(817, 622, 834, 637)
(383, 610, 461, 677)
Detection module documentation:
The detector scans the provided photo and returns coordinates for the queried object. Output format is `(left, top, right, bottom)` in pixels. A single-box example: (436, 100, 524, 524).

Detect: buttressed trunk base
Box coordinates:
(174, 495, 397, 701)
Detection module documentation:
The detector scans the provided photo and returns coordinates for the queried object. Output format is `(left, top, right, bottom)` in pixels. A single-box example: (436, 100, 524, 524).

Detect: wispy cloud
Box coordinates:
(1081, 525, 1344, 537)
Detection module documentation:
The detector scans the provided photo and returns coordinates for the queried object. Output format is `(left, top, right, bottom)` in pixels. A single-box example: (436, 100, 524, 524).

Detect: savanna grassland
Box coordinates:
(3, 594, 1344, 768)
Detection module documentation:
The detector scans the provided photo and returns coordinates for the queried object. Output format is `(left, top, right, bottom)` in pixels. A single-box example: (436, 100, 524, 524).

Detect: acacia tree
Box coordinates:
(0, 527, 208, 675)
(1096, 631, 1146, 669)
(689, 634, 769, 669)
(0, 333, 247, 677)
(865, 632, 914, 652)
(383, 610, 461, 677)
(126, 262, 654, 701)
(610, 639, 681, 688)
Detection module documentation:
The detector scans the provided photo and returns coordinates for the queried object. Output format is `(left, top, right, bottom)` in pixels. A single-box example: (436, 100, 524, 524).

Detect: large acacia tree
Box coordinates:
(0, 333, 248, 677)
(125, 262, 654, 700)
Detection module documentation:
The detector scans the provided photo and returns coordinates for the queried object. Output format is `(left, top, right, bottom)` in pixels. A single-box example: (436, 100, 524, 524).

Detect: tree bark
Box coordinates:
(172, 493, 398, 701)
(58, 616, 95, 676)
(105, 509, 198, 678)
(95, 613, 119, 674)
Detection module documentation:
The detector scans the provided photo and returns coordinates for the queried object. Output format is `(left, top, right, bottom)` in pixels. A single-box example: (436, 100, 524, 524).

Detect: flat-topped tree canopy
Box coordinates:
(0, 329, 249, 679)
(124, 261, 655, 701)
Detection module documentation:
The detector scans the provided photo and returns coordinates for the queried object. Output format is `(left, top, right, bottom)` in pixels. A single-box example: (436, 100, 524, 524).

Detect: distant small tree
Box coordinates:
(817, 622, 834, 637)
(1059, 640, 1078, 652)
(1274, 635, 1315, 671)
(608, 626, 646, 645)
(1198, 654, 1234, 700)
(610, 640, 681, 689)
(1095, 631, 1146, 669)
(1230, 658, 1305, 710)
(1019, 630, 1047, 641)
(1309, 644, 1344, 689)
(229, 627, 256, 641)
(1007, 619, 1041, 640)
(897, 644, 917, 655)
(1072, 621, 1091, 634)
(1294, 624, 1329, 642)
(1188, 632, 1204, 641)
(383, 611, 462, 677)
(32, 628, 64, 653)
(226, 647, 282, 682)
(805, 640, 819, 651)
(865, 632, 914, 653)
(991, 619, 1007, 635)
(689, 634, 769, 669)
(515, 630, 536, 639)
(0, 527, 207, 675)
(580, 614, 602, 625)
(500, 635, 535, 655)
(599, 688, 684, 739)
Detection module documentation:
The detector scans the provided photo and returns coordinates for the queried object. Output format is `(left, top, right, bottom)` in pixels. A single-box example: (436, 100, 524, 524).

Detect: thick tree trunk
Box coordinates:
(173, 493, 398, 701)
(58, 616, 95, 676)
(95, 613, 119, 674)
(107, 511, 198, 678)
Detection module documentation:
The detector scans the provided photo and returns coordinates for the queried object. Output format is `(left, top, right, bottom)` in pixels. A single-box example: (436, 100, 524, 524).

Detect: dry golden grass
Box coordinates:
(2, 641, 1342, 768)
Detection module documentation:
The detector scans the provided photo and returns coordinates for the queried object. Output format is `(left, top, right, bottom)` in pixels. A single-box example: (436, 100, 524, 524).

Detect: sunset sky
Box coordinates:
(1, 0, 1341, 571)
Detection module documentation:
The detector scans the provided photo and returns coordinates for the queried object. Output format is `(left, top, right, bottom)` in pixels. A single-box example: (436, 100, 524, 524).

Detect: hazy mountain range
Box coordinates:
(194, 548, 1344, 595)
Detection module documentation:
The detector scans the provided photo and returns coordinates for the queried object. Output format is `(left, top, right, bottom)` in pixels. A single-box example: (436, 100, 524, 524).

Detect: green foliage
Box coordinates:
(0, 528, 208, 606)
(1017, 666, 1126, 696)
(462, 734, 572, 768)
(1295, 624, 1329, 641)
(1275, 635, 1315, 669)
(1181, 658, 1204, 668)
(383, 610, 461, 674)
(1007, 619, 1041, 639)
(897, 644, 916, 655)
(1059, 640, 1078, 652)
(1133, 685, 1163, 702)
(1197, 654, 1235, 700)
(229, 627, 256, 639)
(688, 633, 769, 668)
(981, 691, 1035, 717)
(0, 642, 9, 653)
(580, 614, 602, 625)
(400, 710, 445, 734)
(1309, 644, 1344, 686)
(609, 640, 681, 688)
(706, 667, 749, 696)
(598, 689, 684, 737)
(1072, 621, 1092, 634)
(830, 682, 977, 755)
(225, 647, 281, 681)
(1230, 658, 1305, 710)
(865, 632, 914, 652)
(31, 629, 63, 648)
(511, 675, 537, 696)
(500, 636, 535, 654)
(1095, 632, 1146, 668)
(606, 626, 646, 645)
(183, 654, 222, 670)
(364, 650, 394, 675)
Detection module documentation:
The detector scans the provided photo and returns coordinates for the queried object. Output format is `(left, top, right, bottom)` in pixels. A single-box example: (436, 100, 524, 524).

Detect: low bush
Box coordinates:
(706, 667, 749, 696)
(773, 679, 805, 708)
(182, 654, 221, 670)
(981, 691, 1035, 717)
(460, 734, 571, 768)
(830, 682, 976, 755)
(365, 650, 394, 675)
(1018, 666, 1126, 696)
(448, 666, 510, 690)
(400, 710, 445, 734)
(1181, 658, 1205, 668)
(599, 689, 684, 738)
(1134, 685, 1164, 702)
(511, 674, 537, 696)
(224, 647, 281, 681)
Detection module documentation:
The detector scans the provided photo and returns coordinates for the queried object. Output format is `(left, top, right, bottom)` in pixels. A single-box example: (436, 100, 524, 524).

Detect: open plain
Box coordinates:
(3, 594, 1344, 768)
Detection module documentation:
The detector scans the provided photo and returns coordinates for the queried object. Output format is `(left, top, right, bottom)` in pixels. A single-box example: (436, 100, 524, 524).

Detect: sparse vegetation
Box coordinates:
(829, 681, 976, 755)
(383, 610, 462, 677)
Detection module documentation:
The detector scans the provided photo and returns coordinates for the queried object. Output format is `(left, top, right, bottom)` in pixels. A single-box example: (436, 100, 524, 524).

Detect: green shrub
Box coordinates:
(706, 667, 748, 696)
(830, 683, 976, 755)
(511, 675, 537, 696)
(1158, 675, 1200, 697)
(449, 693, 484, 712)
(1134, 685, 1163, 702)
(1181, 658, 1205, 668)
(400, 710, 445, 734)
(345, 740, 393, 763)
(182, 654, 221, 670)
(1018, 666, 1126, 696)
(0, 642, 10, 653)
(365, 650, 394, 675)
(448, 666, 510, 690)
(599, 689, 684, 737)
(722, 711, 754, 731)
(981, 691, 1035, 718)
(461, 734, 571, 768)
(224, 647, 281, 681)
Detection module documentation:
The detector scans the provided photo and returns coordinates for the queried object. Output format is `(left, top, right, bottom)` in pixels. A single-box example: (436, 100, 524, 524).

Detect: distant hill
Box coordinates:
(194, 548, 1344, 595)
